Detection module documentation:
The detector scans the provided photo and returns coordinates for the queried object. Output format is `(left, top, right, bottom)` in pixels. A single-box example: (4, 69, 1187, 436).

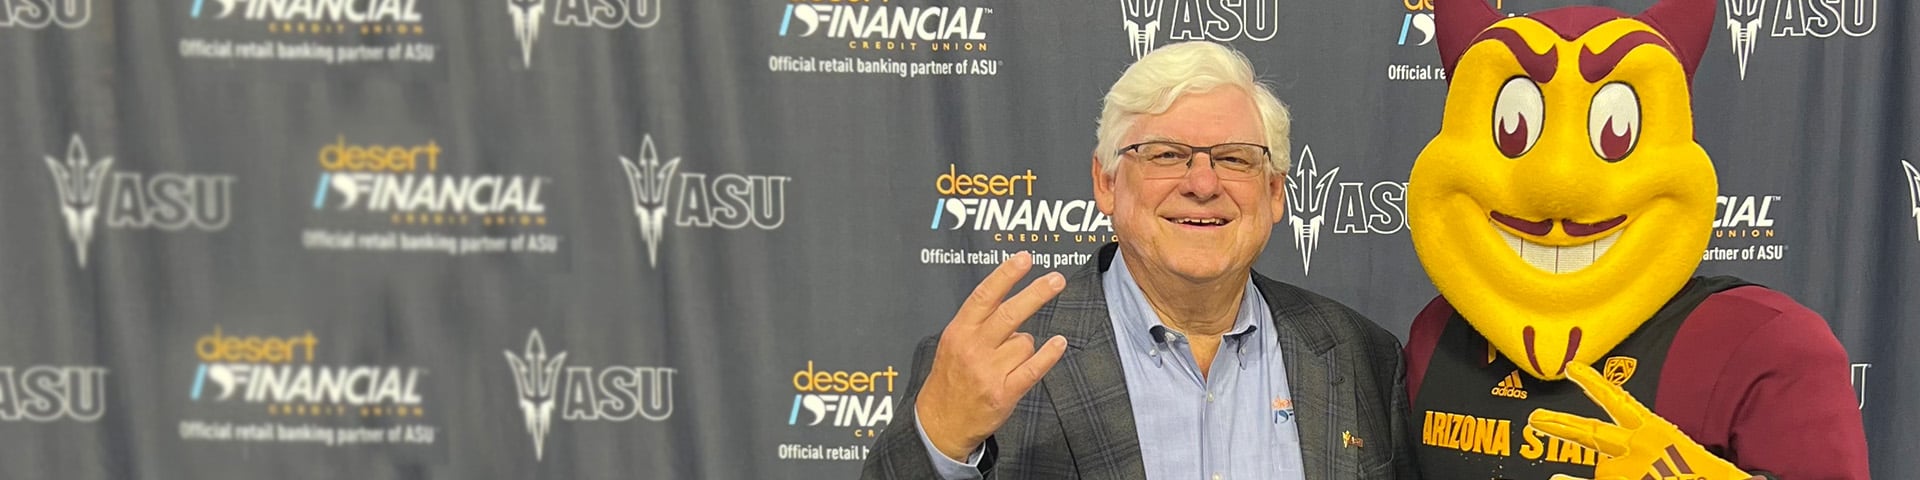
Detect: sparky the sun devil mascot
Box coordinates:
(1401, 0, 1870, 478)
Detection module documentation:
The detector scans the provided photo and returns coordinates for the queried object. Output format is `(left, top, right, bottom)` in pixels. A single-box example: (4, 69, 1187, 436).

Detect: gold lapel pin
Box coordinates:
(1342, 431, 1365, 449)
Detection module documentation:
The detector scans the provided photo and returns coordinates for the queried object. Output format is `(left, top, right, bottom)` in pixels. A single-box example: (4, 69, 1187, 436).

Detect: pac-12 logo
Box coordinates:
(508, 0, 660, 68)
(1119, 0, 1280, 59)
(43, 135, 235, 268)
(1724, 0, 1878, 80)
(505, 330, 674, 461)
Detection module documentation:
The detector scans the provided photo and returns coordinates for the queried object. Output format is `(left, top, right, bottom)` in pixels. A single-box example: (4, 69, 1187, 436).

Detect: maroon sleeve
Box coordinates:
(1404, 295, 1453, 404)
(1656, 287, 1869, 479)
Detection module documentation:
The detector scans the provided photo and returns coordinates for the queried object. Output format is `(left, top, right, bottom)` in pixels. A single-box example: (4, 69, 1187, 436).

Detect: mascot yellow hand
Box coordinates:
(1529, 363, 1756, 480)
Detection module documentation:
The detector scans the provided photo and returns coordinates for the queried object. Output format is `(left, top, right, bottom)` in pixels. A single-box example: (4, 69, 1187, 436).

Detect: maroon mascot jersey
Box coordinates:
(1405, 277, 1869, 479)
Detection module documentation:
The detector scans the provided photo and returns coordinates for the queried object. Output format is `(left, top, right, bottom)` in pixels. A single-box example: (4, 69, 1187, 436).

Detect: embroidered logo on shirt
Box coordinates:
(1271, 397, 1294, 423)
(1491, 370, 1529, 399)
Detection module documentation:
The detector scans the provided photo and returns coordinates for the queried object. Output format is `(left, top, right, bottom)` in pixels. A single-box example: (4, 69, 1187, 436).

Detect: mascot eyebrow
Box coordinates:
(1467, 26, 1675, 85)
(1471, 28, 1559, 82)
(1578, 30, 1672, 82)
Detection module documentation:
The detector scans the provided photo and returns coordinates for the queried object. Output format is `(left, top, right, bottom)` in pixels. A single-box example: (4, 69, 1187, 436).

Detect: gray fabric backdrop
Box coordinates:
(0, 0, 1909, 477)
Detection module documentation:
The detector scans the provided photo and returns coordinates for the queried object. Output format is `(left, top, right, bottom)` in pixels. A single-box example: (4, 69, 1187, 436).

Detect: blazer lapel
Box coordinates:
(1031, 245, 1146, 479)
(1256, 273, 1341, 480)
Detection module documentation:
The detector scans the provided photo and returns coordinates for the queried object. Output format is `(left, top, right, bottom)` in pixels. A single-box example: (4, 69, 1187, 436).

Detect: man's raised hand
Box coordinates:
(916, 251, 1071, 462)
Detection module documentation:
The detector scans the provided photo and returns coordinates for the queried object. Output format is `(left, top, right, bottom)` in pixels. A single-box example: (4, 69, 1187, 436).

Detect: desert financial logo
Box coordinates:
(1396, 0, 1436, 47)
(1284, 146, 1407, 275)
(1119, 0, 1279, 59)
(1393, 0, 1509, 46)
(779, 0, 989, 52)
(929, 164, 1115, 245)
(190, 0, 420, 22)
(1724, 0, 1878, 80)
(788, 362, 897, 438)
(43, 135, 235, 268)
(1901, 160, 1919, 243)
(0, 365, 107, 422)
(1702, 193, 1787, 261)
(188, 326, 425, 412)
(508, 0, 659, 68)
(311, 136, 550, 225)
(0, 0, 91, 29)
(618, 134, 789, 268)
(188, 0, 421, 36)
(505, 330, 674, 461)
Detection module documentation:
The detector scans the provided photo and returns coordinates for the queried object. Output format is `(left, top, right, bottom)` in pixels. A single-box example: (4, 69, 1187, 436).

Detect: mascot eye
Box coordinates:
(1587, 83, 1641, 162)
(1491, 77, 1544, 158)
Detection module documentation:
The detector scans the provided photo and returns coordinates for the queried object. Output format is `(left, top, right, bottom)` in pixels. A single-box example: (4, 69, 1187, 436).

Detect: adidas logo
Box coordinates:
(1490, 370, 1528, 399)
(1646, 445, 1701, 478)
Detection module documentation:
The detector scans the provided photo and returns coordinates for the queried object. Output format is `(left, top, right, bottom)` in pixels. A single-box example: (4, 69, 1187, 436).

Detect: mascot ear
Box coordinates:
(1636, 0, 1716, 80)
(1435, 0, 1502, 77)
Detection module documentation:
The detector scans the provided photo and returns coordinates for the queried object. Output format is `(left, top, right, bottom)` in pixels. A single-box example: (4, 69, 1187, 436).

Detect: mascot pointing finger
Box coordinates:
(1401, 0, 1870, 478)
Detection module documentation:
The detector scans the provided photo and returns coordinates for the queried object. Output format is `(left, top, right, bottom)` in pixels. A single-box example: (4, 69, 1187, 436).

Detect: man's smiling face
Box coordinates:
(1096, 86, 1286, 285)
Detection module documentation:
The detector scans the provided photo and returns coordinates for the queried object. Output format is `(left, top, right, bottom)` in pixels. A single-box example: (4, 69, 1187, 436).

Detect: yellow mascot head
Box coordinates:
(1408, 0, 1718, 380)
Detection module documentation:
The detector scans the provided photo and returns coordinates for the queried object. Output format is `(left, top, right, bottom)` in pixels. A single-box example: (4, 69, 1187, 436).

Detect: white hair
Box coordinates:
(1094, 41, 1292, 174)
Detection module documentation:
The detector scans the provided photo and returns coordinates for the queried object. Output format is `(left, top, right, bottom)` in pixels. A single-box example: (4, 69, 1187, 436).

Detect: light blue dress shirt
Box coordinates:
(917, 254, 1306, 479)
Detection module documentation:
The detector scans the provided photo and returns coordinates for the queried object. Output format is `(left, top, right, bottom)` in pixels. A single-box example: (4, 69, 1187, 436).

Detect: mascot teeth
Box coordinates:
(1492, 221, 1621, 274)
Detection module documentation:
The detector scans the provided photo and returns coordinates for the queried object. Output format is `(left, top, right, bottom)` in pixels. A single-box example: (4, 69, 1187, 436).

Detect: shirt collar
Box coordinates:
(1104, 252, 1263, 351)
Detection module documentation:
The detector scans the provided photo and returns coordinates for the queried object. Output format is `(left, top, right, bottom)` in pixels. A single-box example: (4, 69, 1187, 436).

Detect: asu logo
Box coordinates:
(1723, 0, 1762, 79)
(44, 136, 112, 268)
(504, 330, 566, 461)
(508, 0, 661, 68)
(1284, 146, 1338, 275)
(0, 0, 91, 29)
(42, 135, 235, 268)
(1283, 145, 1409, 275)
(616, 134, 790, 269)
(619, 135, 679, 267)
(508, 0, 544, 68)
(504, 329, 676, 461)
(1117, 0, 1280, 59)
(1901, 160, 1919, 243)
(1721, 0, 1880, 80)
(1120, 0, 1163, 59)
(1602, 356, 1637, 386)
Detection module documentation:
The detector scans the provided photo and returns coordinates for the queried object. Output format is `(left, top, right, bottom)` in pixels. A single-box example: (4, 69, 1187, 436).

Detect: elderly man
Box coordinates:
(861, 41, 1417, 480)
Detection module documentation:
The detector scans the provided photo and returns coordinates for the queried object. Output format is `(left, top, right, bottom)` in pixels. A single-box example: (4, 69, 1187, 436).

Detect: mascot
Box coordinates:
(1402, 0, 1870, 478)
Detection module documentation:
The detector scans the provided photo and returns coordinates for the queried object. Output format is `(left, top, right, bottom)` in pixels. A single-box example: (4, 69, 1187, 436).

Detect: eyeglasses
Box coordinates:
(1116, 141, 1272, 180)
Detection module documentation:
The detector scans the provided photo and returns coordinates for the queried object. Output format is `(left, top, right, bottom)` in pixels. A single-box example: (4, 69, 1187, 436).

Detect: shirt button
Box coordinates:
(1206, 392, 1215, 403)
(1212, 474, 1222, 480)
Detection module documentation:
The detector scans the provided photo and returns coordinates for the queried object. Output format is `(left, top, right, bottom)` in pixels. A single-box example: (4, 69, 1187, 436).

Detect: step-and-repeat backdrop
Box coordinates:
(1, 0, 1911, 477)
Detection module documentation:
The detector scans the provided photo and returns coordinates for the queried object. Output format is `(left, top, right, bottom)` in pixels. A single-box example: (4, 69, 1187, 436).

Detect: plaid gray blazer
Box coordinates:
(862, 244, 1419, 479)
